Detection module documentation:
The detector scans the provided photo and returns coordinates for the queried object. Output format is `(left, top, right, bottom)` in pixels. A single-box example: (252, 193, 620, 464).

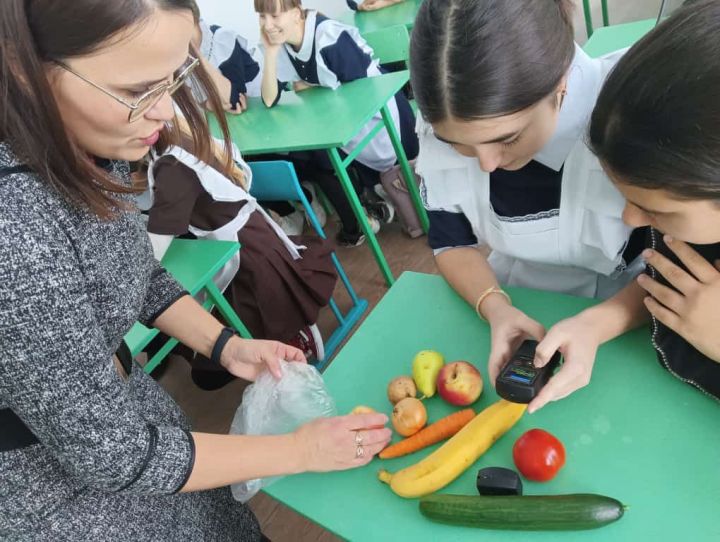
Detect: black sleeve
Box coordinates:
(427, 210, 478, 250)
(218, 40, 261, 109)
(319, 31, 373, 83)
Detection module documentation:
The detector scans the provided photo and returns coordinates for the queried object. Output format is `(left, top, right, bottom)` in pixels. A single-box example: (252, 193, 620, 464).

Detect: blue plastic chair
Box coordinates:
(248, 160, 369, 370)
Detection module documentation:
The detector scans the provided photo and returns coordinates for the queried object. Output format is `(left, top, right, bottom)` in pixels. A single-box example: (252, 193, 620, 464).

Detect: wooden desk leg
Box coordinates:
(380, 104, 429, 233)
(327, 147, 395, 287)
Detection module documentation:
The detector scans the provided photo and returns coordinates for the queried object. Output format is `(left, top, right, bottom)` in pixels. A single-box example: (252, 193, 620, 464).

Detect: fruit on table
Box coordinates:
(351, 405, 376, 415)
(419, 493, 625, 530)
(378, 399, 526, 498)
(412, 350, 445, 398)
(387, 375, 417, 405)
(513, 429, 566, 482)
(380, 408, 475, 459)
(436, 361, 483, 406)
(391, 397, 427, 437)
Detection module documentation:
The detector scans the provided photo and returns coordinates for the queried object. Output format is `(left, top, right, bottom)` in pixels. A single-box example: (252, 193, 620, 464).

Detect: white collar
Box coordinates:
(534, 44, 605, 171)
(284, 9, 317, 62)
(198, 20, 213, 59)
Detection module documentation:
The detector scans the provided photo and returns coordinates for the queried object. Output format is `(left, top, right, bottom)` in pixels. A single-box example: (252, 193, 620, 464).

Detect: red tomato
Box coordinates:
(512, 429, 566, 482)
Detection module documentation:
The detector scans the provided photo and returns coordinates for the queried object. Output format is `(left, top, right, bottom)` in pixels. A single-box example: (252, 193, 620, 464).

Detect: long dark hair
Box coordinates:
(589, 0, 720, 200)
(0, 0, 233, 218)
(410, 0, 575, 123)
(589, 0, 720, 199)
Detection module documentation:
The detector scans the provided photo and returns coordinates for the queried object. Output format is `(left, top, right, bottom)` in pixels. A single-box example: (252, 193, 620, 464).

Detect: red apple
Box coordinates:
(436, 361, 483, 406)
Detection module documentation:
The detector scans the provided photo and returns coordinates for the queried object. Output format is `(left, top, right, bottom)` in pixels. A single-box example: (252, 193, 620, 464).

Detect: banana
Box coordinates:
(378, 399, 526, 498)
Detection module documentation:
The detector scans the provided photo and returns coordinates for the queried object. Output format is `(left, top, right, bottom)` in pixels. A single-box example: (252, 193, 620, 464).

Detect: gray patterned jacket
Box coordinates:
(0, 143, 259, 541)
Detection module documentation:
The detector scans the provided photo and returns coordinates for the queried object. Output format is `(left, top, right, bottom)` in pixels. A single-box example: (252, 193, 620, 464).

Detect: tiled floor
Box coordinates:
(156, 1, 664, 540)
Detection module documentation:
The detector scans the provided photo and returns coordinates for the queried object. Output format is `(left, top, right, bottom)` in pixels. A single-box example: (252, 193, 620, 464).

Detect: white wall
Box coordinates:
(195, 0, 347, 44)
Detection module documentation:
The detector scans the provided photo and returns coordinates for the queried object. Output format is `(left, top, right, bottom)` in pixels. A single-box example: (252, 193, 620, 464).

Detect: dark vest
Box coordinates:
(648, 228, 720, 400)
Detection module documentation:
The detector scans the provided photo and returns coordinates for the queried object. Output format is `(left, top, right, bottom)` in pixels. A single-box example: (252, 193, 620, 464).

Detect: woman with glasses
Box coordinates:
(0, 1, 390, 540)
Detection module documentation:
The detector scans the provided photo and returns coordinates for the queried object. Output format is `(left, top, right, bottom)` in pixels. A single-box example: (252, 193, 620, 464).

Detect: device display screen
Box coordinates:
(504, 366, 537, 385)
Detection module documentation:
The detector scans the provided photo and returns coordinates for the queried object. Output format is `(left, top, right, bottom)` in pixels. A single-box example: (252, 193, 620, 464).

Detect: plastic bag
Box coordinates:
(230, 360, 337, 502)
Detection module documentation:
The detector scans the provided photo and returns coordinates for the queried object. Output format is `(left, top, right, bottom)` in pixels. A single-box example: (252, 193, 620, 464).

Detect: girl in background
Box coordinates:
(257, 0, 418, 246)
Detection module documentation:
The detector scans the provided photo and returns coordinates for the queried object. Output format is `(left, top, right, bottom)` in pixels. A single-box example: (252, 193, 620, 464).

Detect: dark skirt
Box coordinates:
(187, 211, 336, 388)
(228, 210, 336, 342)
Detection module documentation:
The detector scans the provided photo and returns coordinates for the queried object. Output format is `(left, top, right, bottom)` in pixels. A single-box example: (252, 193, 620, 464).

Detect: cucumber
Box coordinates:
(419, 493, 625, 531)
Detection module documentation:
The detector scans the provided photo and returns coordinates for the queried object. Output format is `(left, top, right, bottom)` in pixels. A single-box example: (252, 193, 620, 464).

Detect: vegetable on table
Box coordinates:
(379, 399, 526, 498)
(419, 493, 626, 530)
(513, 428, 566, 482)
(380, 408, 475, 459)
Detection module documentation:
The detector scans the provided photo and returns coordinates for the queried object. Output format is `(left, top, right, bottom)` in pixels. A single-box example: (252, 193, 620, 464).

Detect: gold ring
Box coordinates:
(355, 445, 365, 459)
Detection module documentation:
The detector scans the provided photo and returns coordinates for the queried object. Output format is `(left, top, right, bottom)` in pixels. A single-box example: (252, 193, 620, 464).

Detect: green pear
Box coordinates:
(412, 350, 445, 398)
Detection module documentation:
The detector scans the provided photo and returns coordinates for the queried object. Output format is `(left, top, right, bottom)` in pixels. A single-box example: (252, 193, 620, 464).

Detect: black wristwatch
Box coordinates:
(210, 327, 236, 365)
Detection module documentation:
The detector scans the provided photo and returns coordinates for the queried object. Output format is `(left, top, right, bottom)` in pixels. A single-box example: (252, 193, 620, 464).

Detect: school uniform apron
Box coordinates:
(416, 46, 641, 299)
(137, 143, 304, 295)
(417, 129, 641, 299)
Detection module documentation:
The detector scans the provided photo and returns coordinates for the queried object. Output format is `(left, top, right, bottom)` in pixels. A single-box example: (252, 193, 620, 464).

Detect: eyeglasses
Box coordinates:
(56, 55, 200, 122)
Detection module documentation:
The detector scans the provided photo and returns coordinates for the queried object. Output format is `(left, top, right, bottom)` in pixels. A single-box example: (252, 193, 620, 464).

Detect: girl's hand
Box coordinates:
(484, 301, 546, 384)
(260, 25, 284, 50)
(227, 93, 248, 115)
(359, 0, 401, 11)
(220, 337, 306, 381)
(526, 312, 602, 413)
(294, 413, 392, 472)
(639, 236, 720, 363)
(292, 80, 313, 92)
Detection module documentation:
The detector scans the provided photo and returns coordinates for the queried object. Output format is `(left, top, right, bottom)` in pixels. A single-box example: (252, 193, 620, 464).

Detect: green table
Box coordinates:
(265, 272, 719, 541)
(583, 18, 656, 58)
(124, 239, 251, 373)
(337, 1, 424, 35)
(211, 70, 428, 287)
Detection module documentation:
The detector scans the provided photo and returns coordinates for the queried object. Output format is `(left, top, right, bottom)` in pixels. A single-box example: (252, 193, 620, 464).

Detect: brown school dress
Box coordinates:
(147, 155, 337, 343)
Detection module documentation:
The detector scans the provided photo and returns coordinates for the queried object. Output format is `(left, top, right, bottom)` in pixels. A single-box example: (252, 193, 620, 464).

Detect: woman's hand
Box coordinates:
(220, 337, 306, 381)
(525, 312, 603, 413)
(639, 236, 720, 363)
(484, 298, 546, 384)
(294, 413, 392, 472)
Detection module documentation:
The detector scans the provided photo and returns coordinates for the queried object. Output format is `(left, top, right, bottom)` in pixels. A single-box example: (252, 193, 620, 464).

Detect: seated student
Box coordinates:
(256, 0, 419, 247)
(529, 0, 720, 412)
(188, 1, 325, 237)
(346, 0, 405, 12)
(187, 1, 261, 114)
(136, 123, 337, 388)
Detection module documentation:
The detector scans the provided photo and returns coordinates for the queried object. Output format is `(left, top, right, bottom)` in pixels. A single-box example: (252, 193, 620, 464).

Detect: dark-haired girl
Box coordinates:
(411, 0, 644, 384)
(531, 0, 720, 412)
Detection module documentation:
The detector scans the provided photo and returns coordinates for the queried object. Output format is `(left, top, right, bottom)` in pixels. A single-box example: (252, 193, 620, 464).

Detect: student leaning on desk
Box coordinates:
(530, 0, 720, 412)
(410, 0, 644, 393)
(0, 1, 390, 539)
(256, 0, 419, 247)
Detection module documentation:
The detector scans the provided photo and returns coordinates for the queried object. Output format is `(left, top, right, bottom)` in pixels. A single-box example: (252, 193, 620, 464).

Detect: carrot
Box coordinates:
(379, 408, 475, 459)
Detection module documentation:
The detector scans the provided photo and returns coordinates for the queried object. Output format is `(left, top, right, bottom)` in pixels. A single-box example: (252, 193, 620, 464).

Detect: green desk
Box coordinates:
(584, 18, 656, 58)
(124, 239, 251, 373)
(337, 1, 424, 35)
(265, 272, 719, 541)
(211, 70, 429, 287)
